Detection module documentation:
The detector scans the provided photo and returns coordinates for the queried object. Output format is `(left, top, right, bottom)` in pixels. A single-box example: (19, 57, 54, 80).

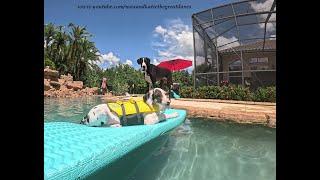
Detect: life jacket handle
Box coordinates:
(115, 98, 143, 126)
(116, 98, 138, 105)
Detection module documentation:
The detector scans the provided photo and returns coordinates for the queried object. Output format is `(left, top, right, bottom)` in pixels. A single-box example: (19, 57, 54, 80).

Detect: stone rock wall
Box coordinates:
(44, 67, 99, 98)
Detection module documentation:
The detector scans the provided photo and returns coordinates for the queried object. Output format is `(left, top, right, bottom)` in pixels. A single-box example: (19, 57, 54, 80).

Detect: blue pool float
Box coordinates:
(44, 108, 187, 180)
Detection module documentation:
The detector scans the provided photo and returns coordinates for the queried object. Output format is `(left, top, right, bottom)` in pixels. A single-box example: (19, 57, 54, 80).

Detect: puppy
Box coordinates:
(137, 57, 173, 93)
(81, 88, 178, 127)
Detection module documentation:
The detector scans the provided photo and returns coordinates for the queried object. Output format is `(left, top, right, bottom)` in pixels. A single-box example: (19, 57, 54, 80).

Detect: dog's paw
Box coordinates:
(172, 112, 179, 117)
(110, 124, 122, 128)
(166, 112, 179, 119)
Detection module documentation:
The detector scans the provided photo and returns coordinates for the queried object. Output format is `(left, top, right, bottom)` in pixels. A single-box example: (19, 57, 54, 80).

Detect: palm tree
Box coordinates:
(44, 23, 57, 60)
(77, 39, 100, 80)
(51, 26, 69, 73)
(44, 23, 102, 85)
(68, 23, 91, 79)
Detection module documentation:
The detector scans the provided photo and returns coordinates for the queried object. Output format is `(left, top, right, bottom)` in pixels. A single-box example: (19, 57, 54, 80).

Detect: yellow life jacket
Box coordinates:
(107, 98, 158, 117)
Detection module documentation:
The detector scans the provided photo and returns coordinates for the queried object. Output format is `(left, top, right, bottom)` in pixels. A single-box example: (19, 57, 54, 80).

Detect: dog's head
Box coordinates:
(137, 57, 150, 72)
(80, 104, 109, 126)
(143, 88, 171, 111)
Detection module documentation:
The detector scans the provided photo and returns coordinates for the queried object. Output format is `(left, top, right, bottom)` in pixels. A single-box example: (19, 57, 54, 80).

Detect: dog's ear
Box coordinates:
(152, 89, 162, 102)
(137, 58, 142, 65)
(145, 57, 150, 65)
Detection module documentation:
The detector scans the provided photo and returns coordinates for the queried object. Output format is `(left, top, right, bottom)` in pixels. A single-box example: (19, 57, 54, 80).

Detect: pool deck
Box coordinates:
(101, 96, 276, 128)
(170, 98, 276, 128)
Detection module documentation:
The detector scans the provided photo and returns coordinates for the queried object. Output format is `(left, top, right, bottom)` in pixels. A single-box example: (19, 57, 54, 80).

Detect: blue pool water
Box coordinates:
(44, 97, 276, 180)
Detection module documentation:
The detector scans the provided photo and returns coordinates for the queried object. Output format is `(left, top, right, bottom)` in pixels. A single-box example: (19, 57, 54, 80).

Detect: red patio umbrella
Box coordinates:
(157, 58, 192, 72)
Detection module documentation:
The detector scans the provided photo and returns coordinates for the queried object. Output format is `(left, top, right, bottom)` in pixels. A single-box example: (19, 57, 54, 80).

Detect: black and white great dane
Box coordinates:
(137, 57, 172, 95)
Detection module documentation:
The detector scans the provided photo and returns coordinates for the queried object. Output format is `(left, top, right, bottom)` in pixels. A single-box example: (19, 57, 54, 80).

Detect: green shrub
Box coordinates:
(229, 85, 252, 101)
(44, 58, 56, 69)
(180, 87, 194, 98)
(172, 71, 193, 87)
(180, 85, 276, 102)
(252, 86, 276, 102)
(110, 79, 129, 96)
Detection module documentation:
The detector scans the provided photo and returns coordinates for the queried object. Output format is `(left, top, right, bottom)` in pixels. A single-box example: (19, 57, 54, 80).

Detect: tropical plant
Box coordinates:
(44, 57, 56, 69)
(44, 23, 101, 86)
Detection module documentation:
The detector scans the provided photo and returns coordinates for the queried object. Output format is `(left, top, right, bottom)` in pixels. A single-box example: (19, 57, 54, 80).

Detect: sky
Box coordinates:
(44, 0, 274, 70)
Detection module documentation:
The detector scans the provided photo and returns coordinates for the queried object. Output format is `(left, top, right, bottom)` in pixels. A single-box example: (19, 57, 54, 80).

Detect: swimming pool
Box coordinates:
(44, 97, 276, 180)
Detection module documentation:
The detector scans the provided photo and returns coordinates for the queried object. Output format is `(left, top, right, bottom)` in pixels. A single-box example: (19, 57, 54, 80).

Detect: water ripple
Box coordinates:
(45, 97, 276, 180)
